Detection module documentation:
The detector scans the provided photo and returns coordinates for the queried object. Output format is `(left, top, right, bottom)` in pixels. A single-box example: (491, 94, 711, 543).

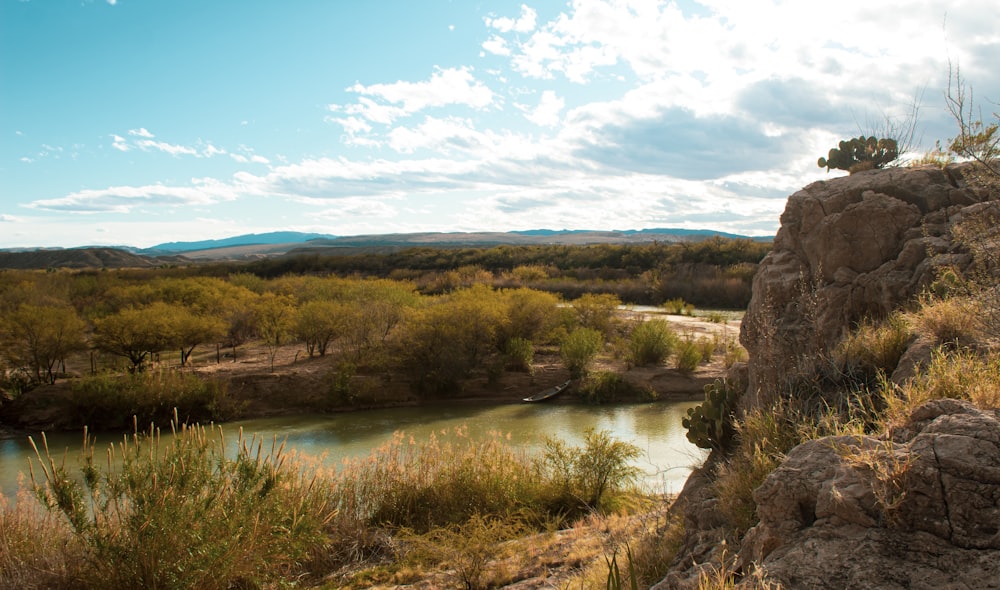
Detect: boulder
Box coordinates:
(737, 400, 1000, 589)
(739, 165, 987, 407)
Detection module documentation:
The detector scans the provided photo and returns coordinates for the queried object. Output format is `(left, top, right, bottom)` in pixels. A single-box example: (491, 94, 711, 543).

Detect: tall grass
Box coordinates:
(8, 420, 646, 588)
(26, 419, 337, 589)
(335, 426, 540, 531)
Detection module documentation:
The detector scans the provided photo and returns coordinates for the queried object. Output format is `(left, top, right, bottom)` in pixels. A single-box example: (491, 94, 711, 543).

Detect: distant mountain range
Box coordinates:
(0, 228, 772, 269)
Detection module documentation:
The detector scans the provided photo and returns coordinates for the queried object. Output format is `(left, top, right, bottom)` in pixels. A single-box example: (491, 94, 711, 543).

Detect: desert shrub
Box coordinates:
(27, 422, 337, 590)
(578, 371, 656, 404)
(401, 513, 524, 590)
(571, 293, 622, 337)
(560, 327, 604, 379)
(626, 318, 677, 367)
(540, 429, 641, 515)
(673, 339, 703, 375)
(697, 335, 718, 364)
(721, 338, 747, 369)
(68, 371, 234, 430)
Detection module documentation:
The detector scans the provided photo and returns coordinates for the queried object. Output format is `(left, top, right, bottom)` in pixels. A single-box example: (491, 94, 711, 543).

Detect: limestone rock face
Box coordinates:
(739, 165, 986, 406)
(737, 400, 1000, 589)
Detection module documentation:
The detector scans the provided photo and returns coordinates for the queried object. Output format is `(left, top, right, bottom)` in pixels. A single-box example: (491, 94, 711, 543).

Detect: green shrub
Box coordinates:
(673, 339, 703, 375)
(626, 319, 677, 367)
(540, 429, 641, 514)
(328, 361, 357, 406)
(663, 298, 687, 315)
(578, 371, 656, 404)
(560, 327, 604, 379)
(697, 335, 717, 364)
(68, 371, 235, 430)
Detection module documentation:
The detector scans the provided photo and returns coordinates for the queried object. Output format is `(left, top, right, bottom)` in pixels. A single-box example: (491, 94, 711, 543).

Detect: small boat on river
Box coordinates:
(522, 379, 572, 403)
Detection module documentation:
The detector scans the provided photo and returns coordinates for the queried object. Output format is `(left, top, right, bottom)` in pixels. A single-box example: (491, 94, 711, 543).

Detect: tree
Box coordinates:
(295, 300, 344, 357)
(945, 63, 1000, 180)
(2, 304, 86, 384)
(92, 303, 178, 372)
(818, 136, 899, 173)
(571, 293, 621, 337)
(253, 293, 296, 371)
(171, 307, 227, 366)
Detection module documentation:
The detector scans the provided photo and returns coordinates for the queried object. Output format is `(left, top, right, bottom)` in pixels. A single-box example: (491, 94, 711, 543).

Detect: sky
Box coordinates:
(1, 0, 998, 249)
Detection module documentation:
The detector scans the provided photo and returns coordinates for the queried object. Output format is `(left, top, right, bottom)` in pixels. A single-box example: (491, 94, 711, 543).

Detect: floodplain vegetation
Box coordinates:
(0, 239, 755, 430)
(0, 239, 755, 589)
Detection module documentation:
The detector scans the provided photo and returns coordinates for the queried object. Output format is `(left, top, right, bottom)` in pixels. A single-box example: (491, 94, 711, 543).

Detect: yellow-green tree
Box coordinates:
(394, 285, 507, 394)
(253, 293, 297, 371)
(295, 300, 344, 357)
(92, 303, 178, 372)
(1, 304, 87, 384)
(501, 288, 561, 344)
(571, 293, 622, 337)
(171, 307, 227, 366)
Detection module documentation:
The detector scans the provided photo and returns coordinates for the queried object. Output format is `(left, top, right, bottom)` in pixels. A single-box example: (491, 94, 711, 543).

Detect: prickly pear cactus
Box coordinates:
(818, 136, 898, 174)
(682, 379, 740, 451)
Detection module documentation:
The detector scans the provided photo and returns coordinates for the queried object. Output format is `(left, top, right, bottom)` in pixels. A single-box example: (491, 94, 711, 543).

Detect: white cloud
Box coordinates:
(332, 67, 495, 126)
(28, 177, 241, 214)
(0, 214, 22, 222)
(128, 127, 154, 138)
(111, 134, 129, 151)
(525, 90, 565, 127)
(135, 139, 199, 157)
(481, 35, 510, 56)
(485, 5, 537, 33)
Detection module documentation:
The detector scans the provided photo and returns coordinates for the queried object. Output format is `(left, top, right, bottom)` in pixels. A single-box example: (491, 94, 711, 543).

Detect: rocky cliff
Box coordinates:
(658, 164, 1000, 589)
(740, 165, 989, 408)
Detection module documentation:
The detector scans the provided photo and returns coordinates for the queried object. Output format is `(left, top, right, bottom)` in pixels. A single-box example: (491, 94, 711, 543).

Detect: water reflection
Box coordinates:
(1, 401, 708, 501)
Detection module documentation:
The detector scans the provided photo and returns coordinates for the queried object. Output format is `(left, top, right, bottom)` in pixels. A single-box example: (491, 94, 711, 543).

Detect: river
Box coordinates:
(1, 400, 708, 502)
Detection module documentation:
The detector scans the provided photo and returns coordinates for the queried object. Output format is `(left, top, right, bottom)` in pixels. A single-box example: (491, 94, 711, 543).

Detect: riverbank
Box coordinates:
(1, 311, 737, 436)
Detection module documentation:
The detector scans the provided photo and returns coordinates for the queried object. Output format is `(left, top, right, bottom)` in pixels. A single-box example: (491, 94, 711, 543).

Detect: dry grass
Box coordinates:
(0, 485, 81, 590)
(836, 437, 914, 527)
(910, 296, 982, 348)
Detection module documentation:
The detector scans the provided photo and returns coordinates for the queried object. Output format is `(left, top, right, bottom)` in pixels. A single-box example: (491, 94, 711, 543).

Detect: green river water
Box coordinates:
(1, 400, 707, 501)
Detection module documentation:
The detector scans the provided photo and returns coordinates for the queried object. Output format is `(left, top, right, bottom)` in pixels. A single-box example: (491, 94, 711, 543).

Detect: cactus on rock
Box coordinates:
(818, 136, 899, 174)
(682, 379, 741, 451)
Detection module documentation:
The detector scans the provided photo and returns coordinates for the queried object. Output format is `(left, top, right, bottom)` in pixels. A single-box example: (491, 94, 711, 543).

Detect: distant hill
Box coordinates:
(0, 247, 176, 270)
(0, 228, 773, 268)
(144, 231, 337, 254)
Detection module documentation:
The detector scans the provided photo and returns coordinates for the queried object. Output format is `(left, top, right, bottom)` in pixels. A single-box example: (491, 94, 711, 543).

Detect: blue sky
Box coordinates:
(2, 0, 998, 248)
